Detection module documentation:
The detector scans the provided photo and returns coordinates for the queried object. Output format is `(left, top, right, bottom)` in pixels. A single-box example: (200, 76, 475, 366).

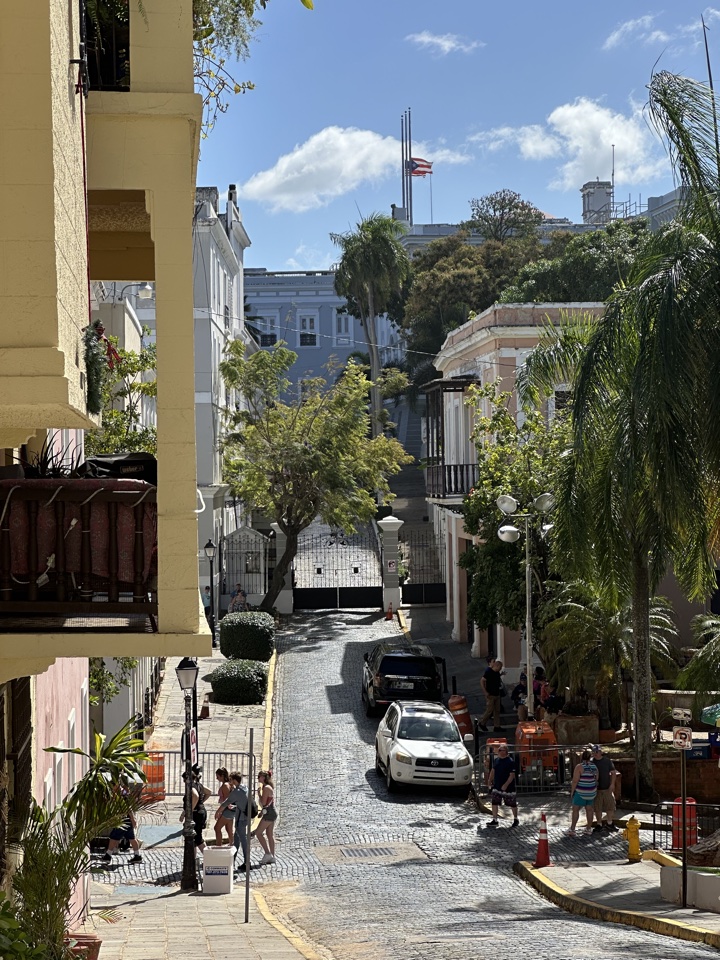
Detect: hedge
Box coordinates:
(219, 611, 275, 662)
(209, 659, 269, 705)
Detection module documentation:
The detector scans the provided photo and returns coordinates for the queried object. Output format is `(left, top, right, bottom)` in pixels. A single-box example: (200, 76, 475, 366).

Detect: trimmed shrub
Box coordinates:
(220, 611, 276, 662)
(209, 659, 269, 705)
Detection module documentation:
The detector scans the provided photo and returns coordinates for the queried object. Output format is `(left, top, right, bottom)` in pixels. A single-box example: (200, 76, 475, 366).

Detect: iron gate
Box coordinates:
(398, 530, 446, 604)
(293, 528, 382, 610)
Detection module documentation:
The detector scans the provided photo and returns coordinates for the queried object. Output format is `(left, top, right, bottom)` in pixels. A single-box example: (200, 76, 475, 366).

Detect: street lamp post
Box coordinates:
(204, 539, 217, 648)
(497, 493, 554, 719)
(116, 282, 153, 301)
(176, 656, 199, 891)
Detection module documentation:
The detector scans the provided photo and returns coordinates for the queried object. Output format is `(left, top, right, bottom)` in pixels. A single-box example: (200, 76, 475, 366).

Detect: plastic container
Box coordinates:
(202, 845, 236, 894)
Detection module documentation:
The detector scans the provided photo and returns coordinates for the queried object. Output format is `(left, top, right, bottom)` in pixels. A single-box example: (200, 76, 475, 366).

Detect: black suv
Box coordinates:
(362, 642, 444, 716)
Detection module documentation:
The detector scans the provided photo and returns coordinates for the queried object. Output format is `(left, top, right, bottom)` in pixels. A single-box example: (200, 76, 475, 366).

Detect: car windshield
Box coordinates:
(381, 656, 436, 678)
(397, 718, 460, 742)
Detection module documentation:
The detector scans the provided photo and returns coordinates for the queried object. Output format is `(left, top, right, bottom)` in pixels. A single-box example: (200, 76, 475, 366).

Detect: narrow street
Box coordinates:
(254, 610, 719, 960)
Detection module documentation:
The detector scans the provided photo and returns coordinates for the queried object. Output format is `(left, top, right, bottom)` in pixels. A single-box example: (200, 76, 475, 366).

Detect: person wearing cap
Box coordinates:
(591, 744, 620, 830)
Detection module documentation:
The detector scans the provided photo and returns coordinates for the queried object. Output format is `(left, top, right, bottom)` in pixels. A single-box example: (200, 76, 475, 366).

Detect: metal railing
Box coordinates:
(651, 801, 720, 852)
(473, 742, 579, 795)
(145, 750, 254, 797)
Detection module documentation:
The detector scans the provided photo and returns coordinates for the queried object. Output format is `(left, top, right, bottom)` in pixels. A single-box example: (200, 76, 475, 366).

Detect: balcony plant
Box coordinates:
(9, 720, 149, 960)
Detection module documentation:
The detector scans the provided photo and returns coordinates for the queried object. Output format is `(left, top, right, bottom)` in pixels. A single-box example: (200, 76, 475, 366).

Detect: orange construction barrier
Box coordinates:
(448, 695, 473, 737)
(515, 720, 559, 776)
(534, 812, 551, 867)
(142, 753, 165, 802)
(672, 796, 697, 850)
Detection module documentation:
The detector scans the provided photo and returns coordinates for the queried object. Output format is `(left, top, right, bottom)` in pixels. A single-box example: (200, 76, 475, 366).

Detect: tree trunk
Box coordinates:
(261, 530, 298, 612)
(631, 546, 656, 801)
(364, 296, 383, 439)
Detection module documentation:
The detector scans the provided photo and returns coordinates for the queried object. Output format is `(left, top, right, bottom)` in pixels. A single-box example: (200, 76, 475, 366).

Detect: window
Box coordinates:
(68, 711, 76, 788)
(53, 748, 64, 808)
(80, 680, 89, 775)
(44, 770, 53, 812)
(336, 311, 351, 343)
(554, 390, 571, 414)
(299, 316, 317, 347)
(260, 334, 277, 347)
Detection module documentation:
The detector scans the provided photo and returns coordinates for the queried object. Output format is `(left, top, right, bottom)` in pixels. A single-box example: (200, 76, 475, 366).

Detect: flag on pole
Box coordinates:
(409, 157, 433, 177)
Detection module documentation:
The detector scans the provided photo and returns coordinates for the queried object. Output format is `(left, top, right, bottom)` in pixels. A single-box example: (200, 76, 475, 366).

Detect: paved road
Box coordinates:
(255, 610, 718, 960)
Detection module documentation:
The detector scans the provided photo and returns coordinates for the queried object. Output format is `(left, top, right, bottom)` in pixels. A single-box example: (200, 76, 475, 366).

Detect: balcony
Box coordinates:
(0, 479, 156, 627)
(425, 463, 478, 499)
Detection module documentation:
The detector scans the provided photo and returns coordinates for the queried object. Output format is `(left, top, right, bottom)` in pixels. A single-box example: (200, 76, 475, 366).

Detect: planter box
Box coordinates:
(660, 865, 720, 912)
(554, 714, 599, 746)
(614, 756, 720, 803)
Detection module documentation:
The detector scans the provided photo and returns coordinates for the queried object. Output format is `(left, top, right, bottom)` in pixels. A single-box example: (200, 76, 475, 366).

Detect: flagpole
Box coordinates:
(407, 107, 413, 225)
(429, 173, 433, 224)
(401, 115, 406, 212)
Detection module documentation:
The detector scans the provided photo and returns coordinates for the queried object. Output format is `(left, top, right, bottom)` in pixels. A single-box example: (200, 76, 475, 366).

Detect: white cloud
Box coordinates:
(603, 8, 720, 53)
(285, 244, 334, 271)
(475, 98, 668, 191)
(406, 30, 484, 56)
(238, 126, 468, 213)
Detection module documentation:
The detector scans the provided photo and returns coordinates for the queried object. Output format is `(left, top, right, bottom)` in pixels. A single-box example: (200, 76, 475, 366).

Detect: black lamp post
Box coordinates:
(204, 538, 217, 648)
(176, 656, 199, 891)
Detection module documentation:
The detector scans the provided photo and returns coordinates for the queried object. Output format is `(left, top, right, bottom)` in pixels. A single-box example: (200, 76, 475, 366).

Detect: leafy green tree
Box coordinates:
(499, 219, 653, 303)
(84, 334, 156, 457)
(468, 188, 544, 242)
(677, 615, 720, 696)
(89, 656, 140, 705)
(220, 343, 412, 610)
(331, 214, 410, 436)
(401, 232, 542, 387)
(460, 382, 568, 633)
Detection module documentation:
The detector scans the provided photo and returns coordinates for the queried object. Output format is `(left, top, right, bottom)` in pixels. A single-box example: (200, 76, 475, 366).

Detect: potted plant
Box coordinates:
(9, 720, 150, 960)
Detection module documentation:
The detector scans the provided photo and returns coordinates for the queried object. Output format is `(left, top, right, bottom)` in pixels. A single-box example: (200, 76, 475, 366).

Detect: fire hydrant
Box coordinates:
(623, 816, 641, 863)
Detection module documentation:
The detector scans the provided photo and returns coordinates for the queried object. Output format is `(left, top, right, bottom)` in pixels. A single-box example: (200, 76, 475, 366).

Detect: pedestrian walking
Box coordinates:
(567, 749, 598, 836)
(254, 770, 277, 865)
(590, 744, 620, 830)
(214, 767, 234, 845)
(478, 659, 504, 732)
(215, 771, 255, 874)
(486, 744, 519, 828)
(101, 781, 143, 865)
(180, 765, 211, 854)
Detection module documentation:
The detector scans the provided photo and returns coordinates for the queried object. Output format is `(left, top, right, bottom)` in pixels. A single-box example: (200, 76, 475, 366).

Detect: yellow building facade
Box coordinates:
(0, 0, 211, 682)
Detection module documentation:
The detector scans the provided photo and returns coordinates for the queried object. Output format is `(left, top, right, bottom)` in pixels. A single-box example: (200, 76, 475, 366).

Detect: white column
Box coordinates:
(377, 516, 404, 614)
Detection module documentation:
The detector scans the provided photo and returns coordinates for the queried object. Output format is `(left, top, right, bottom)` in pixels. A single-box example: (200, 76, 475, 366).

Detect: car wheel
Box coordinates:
(386, 759, 396, 793)
(375, 747, 383, 776)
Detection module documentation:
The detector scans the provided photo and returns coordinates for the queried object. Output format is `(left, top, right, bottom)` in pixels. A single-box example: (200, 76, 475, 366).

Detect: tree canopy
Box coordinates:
(467, 188, 544, 242)
(220, 343, 412, 609)
(499, 219, 653, 304)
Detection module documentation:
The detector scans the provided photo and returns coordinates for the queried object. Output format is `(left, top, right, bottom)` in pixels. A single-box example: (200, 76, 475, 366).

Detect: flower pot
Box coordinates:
(66, 932, 102, 960)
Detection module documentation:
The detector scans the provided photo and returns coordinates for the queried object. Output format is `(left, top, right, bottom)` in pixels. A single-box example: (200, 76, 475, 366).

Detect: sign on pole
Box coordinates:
(190, 727, 198, 766)
(672, 726, 693, 751)
(672, 708, 692, 723)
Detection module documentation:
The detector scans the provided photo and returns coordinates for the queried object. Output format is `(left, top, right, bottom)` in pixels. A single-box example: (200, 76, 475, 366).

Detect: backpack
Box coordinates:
(249, 795, 259, 819)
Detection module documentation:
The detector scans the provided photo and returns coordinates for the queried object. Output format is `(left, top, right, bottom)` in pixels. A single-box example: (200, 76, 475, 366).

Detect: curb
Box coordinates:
(253, 890, 328, 960)
(513, 859, 720, 949)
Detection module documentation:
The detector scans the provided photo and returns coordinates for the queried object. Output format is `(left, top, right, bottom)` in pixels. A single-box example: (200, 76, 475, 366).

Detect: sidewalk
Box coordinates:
(86, 648, 313, 960)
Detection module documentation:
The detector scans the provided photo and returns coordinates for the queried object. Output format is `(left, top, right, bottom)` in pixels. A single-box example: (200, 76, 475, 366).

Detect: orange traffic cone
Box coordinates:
(533, 812, 551, 868)
(386, 602, 393, 620)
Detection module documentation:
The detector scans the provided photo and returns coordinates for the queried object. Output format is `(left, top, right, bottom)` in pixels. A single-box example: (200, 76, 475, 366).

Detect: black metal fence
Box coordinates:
(473, 742, 575, 795)
(398, 530, 446, 605)
(651, 800, 720, 852)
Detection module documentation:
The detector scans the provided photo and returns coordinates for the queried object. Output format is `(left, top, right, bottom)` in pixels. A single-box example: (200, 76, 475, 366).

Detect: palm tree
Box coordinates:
(542, 583, 679, 732)
(518, 304, 708, 799)
(331, 214, 410, 437)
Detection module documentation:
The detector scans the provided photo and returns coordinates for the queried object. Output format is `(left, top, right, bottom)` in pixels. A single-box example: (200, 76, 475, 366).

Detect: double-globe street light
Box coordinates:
(176, 656, 199, 891)
(496, 493, 554, 719)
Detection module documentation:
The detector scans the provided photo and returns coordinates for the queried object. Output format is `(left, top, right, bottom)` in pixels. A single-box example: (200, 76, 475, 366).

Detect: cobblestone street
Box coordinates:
(252, 610, 719, 960)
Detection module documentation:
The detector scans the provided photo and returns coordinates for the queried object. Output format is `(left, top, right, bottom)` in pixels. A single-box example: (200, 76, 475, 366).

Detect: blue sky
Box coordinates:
(197, 3, 720, 271)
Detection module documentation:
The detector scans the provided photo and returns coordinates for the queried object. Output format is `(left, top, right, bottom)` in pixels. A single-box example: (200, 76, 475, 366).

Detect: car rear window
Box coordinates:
(380, 656, 437, 678)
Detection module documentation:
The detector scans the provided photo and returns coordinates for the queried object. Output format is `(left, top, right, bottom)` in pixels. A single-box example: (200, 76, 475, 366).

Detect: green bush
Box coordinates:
(209, 659, 269, 705)
(219, 611, 276, 662)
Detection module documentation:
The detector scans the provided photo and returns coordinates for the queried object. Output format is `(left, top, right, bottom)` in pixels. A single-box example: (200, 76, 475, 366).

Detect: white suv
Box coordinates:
(375, 701, 475, 792)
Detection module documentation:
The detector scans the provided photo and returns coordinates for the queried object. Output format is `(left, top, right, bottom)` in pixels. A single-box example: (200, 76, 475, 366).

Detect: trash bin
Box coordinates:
(202, 845, 236, 895)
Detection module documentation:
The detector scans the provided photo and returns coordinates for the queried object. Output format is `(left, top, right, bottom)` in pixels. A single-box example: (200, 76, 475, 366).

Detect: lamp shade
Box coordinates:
(176, 657, 198, 691)
(138, 282, 153, 300)
(533, 492, 555, 513)
(204, 539, 217, 562)
(498, 524, 521, 543)
(496, 495, 519, 515)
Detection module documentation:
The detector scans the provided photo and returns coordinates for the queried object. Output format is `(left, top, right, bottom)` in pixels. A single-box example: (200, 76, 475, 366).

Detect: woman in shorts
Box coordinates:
(255, 770, 278, 865)
(567, 748, 598, 836)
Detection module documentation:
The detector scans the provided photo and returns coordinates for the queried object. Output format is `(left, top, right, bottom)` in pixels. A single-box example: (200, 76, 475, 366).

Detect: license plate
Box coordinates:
(392, 681, 413, 689)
